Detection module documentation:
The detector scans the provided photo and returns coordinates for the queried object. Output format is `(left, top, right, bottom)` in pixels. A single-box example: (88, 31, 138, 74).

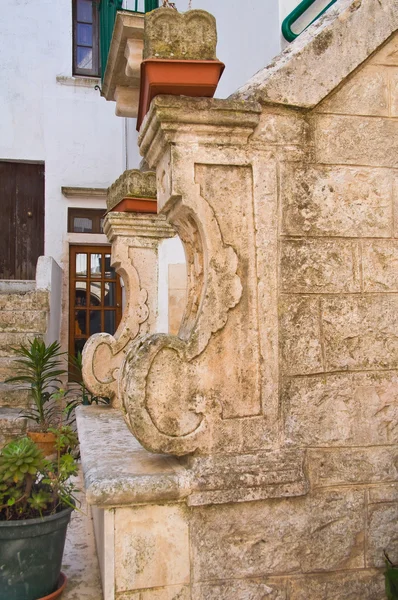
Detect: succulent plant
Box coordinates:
(0, 438, 45, 484)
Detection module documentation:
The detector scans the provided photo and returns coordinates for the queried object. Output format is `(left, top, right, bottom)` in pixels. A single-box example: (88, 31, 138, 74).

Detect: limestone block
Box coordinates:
(192, 579, 287, 600)
(107, 169, 156, 212)
(114, 505, 190, 592)
(369, 484, 398, 504)
(279, 295, 323, 376)
(391, 67, 398, 117)
(0, 332, 37, 357)
(316, 65, 389, 116)
(363, 240, 398, 291)
(0, 310, 47, 333)
(191, 490, 365, 581)
(308, 446, 398, 488)
(280, 239, 360, 294)
(288, 570, 384, 600)
(115, 86, 140, 119)
(315, 114, 398, 167)
(283, 371, 398, 446)
(144, 9, 217, 60)
(367, 501, 398, 567)
(117, 586, 190, 600)
(251, 109, 309, 146)
(281, 164, 392, 238)
(369, 32, 398, 67)
(0, 290, 49, 311)
(322, 295, 398, 371)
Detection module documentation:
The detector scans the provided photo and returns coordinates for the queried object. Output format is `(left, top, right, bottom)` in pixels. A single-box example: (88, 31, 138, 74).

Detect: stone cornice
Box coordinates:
(138, 95, 261, 168)
(61, 186, 107, 199)
(233, 0, 398, 109)
(107, 169, 157, 212)
(103, 211, 175, 243)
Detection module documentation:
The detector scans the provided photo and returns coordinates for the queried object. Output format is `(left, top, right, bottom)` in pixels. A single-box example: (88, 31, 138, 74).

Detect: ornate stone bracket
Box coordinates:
(82, 198, 175, 407)
(120, 96, 266, 455)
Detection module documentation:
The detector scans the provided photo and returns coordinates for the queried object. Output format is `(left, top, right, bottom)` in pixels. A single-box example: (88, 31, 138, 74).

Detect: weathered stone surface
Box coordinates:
(117, 587, 190, 600)
(107, 169, 156, 212)
(369, 32, 398, 67)
(0, 409, 27, 448)
(308, 446, 398, 488)
(392, 68, 398, 117)
(363, 240, 398, 291)
(144, 9, 217, 60)
(0, 310, 47, 333)
(192, 579, 286, 600)
(317, 65, 389, 116)
(281, 164, 392, 238)
(284, 371, 398, 446)
(288, 570, 384, 600)
(369, 484, 398, 505)
(279, 295, 323, 376)
(367, 501, 398, 567)
(251, 108, 309, 146)
(233, 0, 398, 108)
(114, 505, 190, 591)
(315, 114, 398, 167)
(280, 239, 360, 294)
(82, 212, 174, 405)
(322, 295, 398, 371)
(191, 490, 365, 581)
(0, 290, 49, 311)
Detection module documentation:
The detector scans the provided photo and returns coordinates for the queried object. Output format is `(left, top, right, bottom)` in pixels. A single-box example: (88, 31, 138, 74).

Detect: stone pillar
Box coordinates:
(120, 96, 281, 457)
(82, 171, 175, 407)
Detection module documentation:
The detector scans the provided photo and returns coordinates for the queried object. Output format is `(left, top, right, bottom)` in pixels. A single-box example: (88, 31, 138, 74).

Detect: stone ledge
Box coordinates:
(76, 406, 190, 506)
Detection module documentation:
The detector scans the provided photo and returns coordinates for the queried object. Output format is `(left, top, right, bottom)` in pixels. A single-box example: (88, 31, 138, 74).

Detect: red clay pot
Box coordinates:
(110, 197, 157, 213)
(137, 58, 225, 130)
(38, 572, 67, 599)
(27, 431, 57, 457)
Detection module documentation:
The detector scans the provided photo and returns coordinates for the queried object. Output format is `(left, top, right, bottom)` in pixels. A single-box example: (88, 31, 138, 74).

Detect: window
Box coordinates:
(73, 0, 100, 77)
(68, 208, 105, 233)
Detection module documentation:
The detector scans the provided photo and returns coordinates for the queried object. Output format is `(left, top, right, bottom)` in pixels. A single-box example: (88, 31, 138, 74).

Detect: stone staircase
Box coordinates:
(0, 284, 50, 447)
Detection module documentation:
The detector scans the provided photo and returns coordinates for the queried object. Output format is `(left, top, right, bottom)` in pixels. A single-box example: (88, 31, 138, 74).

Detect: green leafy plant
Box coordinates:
(66, 351, 109, 421)
(385, 552, 398, 600)
(5, 339, 67, 431)
(0, 437, 78, 521)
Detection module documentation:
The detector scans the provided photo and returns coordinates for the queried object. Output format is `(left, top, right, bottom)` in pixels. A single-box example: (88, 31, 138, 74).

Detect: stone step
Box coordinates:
(0, 383, 32, 409)
(0, 356, 19, 380)
(0, 290, 49, 311)
(0, 408, 27, 448)
(0, 332, 41, 357)
(0, 310, 48, 333)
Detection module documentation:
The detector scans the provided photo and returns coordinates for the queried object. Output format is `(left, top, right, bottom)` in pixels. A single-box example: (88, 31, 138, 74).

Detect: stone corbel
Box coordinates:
(120, 96, 264, 456)
(82, 174, 175, 407)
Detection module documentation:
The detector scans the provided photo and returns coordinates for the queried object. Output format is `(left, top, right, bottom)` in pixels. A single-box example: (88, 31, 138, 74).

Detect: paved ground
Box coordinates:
(61, 469, 104, 600)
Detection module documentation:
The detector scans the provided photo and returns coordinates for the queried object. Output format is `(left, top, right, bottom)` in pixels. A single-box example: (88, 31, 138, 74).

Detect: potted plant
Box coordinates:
(385, 552, 398, 599)
(0, 434, 79, 600)
(5, 339, 67, 456)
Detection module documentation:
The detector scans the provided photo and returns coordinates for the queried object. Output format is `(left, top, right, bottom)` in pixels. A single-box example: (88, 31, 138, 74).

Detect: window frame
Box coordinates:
(68, 208, 106, 234)
(72, 0, 101, 77)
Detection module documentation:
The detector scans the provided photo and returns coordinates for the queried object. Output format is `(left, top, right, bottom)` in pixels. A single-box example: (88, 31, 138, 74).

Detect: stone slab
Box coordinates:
(114, 505, 190, 591)
(191, 490, 365, 581)
(280, 239, 360, 294)
(288, 569, 384, 600)
(76, 406, 190, 506)
(363, 240, 398, 292)
(0, 310, 47, 333)
(281, 164, 393, 238)
(283, 370, 398, 446)
(192, 579, 286, 600)
(367, 501, 398, 567)
(322, 295, 398, 371)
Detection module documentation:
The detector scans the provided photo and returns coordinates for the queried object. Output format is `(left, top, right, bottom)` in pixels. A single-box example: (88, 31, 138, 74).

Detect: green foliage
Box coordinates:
(385, 553, 398, 600)
(48, 425, 79, 455)
(5, 339, 67, 431)
(0, 436, 79, 521)
(66, 351, 109, 421)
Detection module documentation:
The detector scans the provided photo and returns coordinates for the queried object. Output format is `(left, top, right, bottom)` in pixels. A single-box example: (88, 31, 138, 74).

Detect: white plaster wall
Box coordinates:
(0, 0, 125, 267)
(157, 237, 186, 333)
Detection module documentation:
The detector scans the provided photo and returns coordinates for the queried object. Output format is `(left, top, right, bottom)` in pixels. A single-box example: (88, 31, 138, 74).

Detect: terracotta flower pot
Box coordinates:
(137, 58, 225, 130)
(27, 431, 57, 457)
(39, 572, 67, 600)
(110, 197, 157, 213)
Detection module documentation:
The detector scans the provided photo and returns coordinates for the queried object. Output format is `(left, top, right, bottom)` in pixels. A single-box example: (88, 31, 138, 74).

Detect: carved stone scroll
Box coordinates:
(82, 210, 175, 407)
(120, 96, 264, 455)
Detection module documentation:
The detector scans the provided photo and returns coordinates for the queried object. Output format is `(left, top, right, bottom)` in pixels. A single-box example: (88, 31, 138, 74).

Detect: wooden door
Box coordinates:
(0, 161, 45, 280)
(69, 245, 123, 363)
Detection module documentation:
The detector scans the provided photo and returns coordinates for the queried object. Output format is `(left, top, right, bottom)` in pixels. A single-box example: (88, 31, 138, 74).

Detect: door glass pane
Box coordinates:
(77, 46, 93, 70)
(89, 281, 102, 306)
(104, 282, 116, 307)
(89, 311, 101, 335)
(77, 0, 93, 23)
(76, 253, 87, 277)
(90, 253, 102, 278)
(104, 311, 116, 334)
(104, 254, 115, 278)
(75, 281, 87, 306)
(75, 310, 87, 336)
(73, 217, 93, 233)
(74, 338, 87, 357)
(77, 23, 93, 46)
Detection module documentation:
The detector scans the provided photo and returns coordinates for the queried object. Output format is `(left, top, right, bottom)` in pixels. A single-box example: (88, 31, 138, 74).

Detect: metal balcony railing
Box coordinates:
(282, 0, 338, 42)
(99, 0, 159, 82)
